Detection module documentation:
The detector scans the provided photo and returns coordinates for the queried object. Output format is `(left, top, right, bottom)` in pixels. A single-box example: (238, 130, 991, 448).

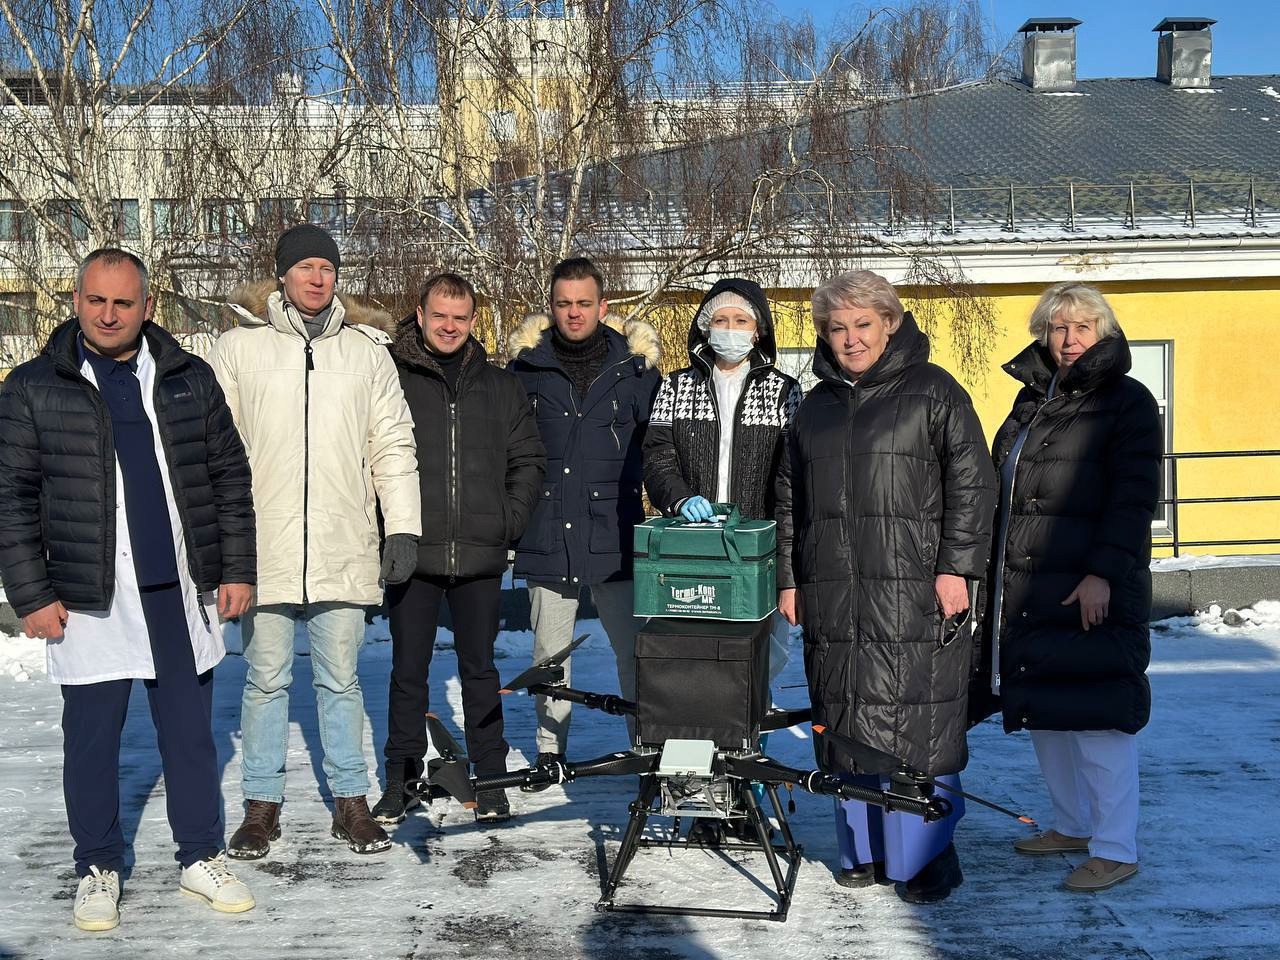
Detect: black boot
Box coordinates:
(895, 843, 963, 904)
(835, 861, 888, 888)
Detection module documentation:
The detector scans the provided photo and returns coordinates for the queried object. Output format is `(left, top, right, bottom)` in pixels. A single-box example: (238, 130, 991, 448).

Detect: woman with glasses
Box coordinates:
(775, 270, 996, 903)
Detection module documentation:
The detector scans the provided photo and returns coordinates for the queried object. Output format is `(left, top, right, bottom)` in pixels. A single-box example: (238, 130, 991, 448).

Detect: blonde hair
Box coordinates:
(1029, 282, 1120, 344)
(811, 270, 904, 338)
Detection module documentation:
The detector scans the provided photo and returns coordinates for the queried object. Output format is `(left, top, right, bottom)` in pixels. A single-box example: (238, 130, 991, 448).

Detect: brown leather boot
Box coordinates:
(227, 800, 281, 861)
(331, 796, 391, 854)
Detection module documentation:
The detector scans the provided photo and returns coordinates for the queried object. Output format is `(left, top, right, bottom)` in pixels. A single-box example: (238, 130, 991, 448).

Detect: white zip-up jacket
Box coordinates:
(210, 282, 420, 606)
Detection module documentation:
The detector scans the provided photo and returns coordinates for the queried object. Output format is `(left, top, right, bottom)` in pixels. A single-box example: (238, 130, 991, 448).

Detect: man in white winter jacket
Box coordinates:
(209, 224, 421, 858)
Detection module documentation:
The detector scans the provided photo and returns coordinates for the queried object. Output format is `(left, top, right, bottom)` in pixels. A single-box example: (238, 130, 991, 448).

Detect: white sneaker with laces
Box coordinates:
(179, 852, 256, 913)
(73, 866, 121, 931)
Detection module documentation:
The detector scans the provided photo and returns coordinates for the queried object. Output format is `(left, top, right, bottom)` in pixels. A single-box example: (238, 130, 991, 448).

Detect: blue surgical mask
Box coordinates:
(707, 328, 754, 364)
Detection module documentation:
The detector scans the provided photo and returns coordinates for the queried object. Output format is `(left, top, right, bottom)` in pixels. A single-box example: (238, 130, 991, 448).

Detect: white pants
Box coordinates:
(1029, 729, 1140, 864)
(528, 580, 639, 754)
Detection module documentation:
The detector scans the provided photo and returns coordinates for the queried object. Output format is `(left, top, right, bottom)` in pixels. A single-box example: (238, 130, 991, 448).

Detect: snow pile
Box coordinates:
(0, 628, 42, 682)
(1196, 600, 1280, 630)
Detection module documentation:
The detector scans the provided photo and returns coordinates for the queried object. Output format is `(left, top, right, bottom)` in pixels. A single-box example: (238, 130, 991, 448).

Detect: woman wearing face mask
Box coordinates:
(775, 270, 996, 903)
(643, 278, 804, 686)
(985, 283, 1161, 893)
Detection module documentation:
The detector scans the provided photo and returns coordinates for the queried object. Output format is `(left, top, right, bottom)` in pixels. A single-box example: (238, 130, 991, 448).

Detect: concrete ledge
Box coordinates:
(1153, 565, 1280, 618)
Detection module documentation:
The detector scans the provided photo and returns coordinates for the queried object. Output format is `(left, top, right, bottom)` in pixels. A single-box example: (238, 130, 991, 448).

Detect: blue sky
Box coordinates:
(795, 1, 1278, 78)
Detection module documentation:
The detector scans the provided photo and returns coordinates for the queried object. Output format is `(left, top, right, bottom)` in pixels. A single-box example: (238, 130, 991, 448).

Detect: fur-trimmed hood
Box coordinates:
(506, 312, 661, 369)
(223, 279, 396, 335)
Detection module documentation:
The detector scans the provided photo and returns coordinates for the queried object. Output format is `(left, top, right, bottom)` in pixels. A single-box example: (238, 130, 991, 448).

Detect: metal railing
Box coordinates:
(1163, 449, 1280, 556)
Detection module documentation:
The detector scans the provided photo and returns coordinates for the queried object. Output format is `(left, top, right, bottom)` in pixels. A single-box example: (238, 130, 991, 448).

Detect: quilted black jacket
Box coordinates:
(0, 319, 255, 617)
(987, 335, 1161, 735)
(776, 313, 996, 776)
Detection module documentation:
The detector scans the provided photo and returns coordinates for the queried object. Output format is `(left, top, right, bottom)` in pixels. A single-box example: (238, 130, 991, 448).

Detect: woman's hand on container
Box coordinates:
(1063, 574, 1110, 630)
(779, 588, 803, 627)
(934, 574, 970, 618)
(678, 496, 715, 522)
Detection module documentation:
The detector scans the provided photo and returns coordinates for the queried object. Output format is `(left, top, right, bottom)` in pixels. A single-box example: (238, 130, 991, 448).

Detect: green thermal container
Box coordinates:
(632, 503, 777, 622)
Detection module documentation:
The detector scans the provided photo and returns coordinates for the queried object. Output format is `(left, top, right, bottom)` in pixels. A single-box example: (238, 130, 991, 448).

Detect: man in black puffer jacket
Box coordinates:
(372, 273, 545, 825)
(0, 248, 256, 929)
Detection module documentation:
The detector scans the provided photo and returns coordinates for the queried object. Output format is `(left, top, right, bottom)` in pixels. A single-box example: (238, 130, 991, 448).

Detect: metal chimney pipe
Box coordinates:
(1017, 18, 1083, 92)
(1154, 18, 1216, 88)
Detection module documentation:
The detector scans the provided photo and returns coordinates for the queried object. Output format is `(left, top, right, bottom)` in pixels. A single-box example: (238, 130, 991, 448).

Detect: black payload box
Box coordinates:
(634, 616, 771, 751)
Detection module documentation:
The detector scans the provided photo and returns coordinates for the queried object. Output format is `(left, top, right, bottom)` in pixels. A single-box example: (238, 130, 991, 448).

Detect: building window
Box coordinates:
(255, 198, 296, 232)
(487, 110, 517, 142)
(202, 200, 247, 240)
(1129, 341, 1173, 529)
(111, 199, 141, 241)
(0, 291, 36, 334)
(46, 199, 89, 241)
(306, 197, 344, 233)
(153, 199, 193, 239)
(0, 201, 34, 242)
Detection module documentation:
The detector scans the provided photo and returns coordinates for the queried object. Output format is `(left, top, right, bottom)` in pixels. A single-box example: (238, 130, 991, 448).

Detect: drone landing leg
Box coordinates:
(739, 782, 802, 921)
(597, 773, 662, 908)
(595, 777, 803, 922)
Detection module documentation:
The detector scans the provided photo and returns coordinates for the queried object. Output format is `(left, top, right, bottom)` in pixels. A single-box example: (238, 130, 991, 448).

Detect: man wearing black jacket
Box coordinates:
(0, 248, 257, 929)
(372, 273, 545, 824)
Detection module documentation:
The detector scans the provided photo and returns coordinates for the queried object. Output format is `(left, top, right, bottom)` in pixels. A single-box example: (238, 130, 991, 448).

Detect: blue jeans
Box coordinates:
(240, 603, 369, 802)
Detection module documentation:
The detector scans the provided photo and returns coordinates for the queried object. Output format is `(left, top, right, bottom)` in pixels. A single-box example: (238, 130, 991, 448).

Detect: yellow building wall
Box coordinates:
(760, 278, 1280, 558)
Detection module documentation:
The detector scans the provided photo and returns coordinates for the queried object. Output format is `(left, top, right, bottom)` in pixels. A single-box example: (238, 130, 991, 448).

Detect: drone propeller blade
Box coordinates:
(427, 757, 477, 809)
(500, 634, 588, 693)
(426, 713, 469, 763)
(812, 724, 905, 774)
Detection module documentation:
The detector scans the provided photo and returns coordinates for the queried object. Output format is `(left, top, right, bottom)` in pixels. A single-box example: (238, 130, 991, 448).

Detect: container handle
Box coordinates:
(644, 502, 743, 561)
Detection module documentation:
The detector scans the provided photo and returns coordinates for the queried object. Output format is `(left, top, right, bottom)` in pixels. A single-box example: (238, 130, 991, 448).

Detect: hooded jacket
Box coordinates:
(390, 320, 545, 578)
(986, 335, 1161, 735)
(775, 313, 996, 776)
(0, 319, 254, 617)
(506, 314, 662, 586)
(643, 279, 804, 521)
(209, 281, 420, 606)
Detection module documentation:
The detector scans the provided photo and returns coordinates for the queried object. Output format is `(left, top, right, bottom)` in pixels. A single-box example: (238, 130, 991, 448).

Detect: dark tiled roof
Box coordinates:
(897, 76, 1280, 188)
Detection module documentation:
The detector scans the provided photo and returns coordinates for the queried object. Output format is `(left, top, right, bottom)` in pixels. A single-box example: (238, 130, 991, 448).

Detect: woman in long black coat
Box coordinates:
(987, 282, 1161, 893)
(776, 270, 996, 903)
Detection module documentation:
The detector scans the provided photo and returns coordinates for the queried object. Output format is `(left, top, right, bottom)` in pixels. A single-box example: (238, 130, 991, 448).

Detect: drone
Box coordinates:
(406, 632, 1033, 922)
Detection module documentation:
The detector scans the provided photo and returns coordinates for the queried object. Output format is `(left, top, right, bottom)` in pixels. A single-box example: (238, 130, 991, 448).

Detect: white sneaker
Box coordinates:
(73, 866, 121, 931)
(179, 852, 256, 913)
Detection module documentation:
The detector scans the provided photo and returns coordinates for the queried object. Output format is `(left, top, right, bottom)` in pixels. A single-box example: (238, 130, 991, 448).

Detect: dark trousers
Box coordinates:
(385, 574, 508, 780)
(61, 583, 223, 877)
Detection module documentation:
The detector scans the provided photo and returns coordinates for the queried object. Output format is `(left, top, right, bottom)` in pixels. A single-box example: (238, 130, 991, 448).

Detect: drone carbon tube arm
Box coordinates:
(457, 751, 660, 796)
(724, 755, 952, 822)
(526, 683, 637, 717)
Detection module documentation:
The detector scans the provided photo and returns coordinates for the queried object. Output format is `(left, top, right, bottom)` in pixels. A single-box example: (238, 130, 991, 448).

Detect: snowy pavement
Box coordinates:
(2, 603, 1279, 959)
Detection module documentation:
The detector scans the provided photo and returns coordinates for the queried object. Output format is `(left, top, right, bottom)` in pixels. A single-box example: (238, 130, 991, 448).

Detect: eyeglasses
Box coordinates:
(937, 605, 974, 649)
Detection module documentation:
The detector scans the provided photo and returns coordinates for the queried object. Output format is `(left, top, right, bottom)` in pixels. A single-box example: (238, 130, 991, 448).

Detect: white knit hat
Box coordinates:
(696, 290, 759, 333)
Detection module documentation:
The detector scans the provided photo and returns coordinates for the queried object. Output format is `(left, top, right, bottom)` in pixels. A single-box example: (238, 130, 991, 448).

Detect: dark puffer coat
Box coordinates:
(643, 278, 804, 521)
(507, 315, 662, 586)
(776, 313, 996, 776)
(988, 335, 1161, 735)
(0, 319, 255, 617)
(390, 321, 545, 578)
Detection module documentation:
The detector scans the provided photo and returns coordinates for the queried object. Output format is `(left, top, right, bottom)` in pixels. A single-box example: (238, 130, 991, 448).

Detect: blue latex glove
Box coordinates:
(679, 496, 716, 522)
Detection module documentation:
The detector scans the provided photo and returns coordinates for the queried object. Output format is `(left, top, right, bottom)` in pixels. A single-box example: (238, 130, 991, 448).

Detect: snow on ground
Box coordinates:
(1, 604, 1279, 960)
(1150, 555, 1280, 572)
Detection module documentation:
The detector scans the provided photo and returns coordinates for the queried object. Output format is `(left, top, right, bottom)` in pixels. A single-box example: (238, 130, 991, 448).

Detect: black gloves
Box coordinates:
(379, 533, 419, 585)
